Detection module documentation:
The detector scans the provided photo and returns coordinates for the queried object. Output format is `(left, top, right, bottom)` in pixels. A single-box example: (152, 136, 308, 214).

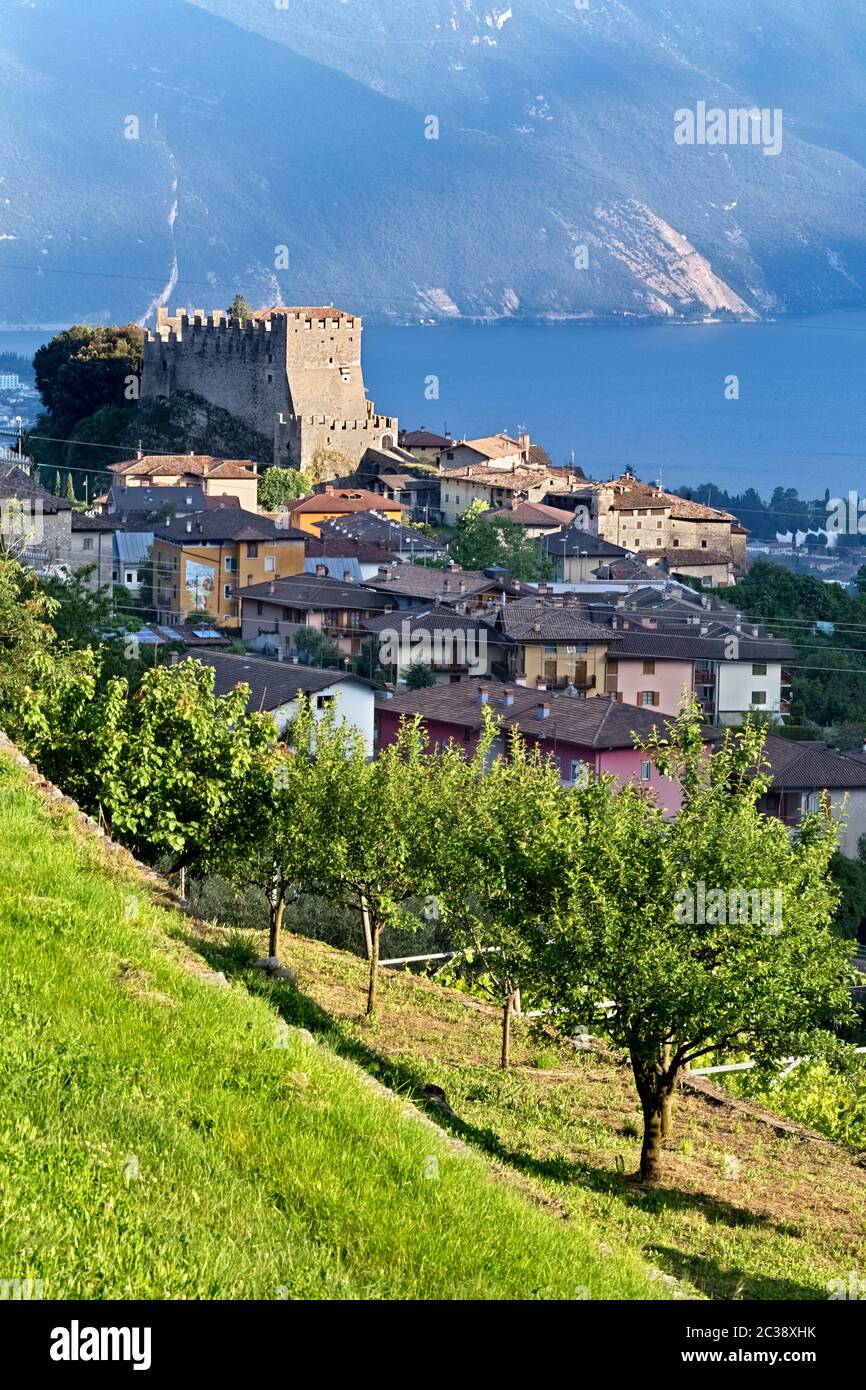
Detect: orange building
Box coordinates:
(284, 486, 404, 537)
(152, 506, 305, 626)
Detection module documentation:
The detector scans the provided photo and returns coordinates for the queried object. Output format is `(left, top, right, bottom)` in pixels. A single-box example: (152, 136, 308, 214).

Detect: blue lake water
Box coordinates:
(4, 312, 865, 499)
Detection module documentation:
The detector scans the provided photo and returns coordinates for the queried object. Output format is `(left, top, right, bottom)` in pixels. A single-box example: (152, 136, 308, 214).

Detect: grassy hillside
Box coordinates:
(193, 930, 866, 1303)
(0, 750, 665, 1301)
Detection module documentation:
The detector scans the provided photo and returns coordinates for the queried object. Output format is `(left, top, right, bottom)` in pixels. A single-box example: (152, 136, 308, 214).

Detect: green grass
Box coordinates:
(205, 934, 866, 1302)
(0, 754, 665, 1300)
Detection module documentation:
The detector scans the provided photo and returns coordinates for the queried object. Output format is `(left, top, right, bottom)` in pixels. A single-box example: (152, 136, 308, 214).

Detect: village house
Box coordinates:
(759, 738, 866, 859)
(480, 499, 576, 539)
(283, 487, 404, 537)
(0, 464, 72, 575)
(491, 595, 616, 692)
(70, 514, 115, 590)
(375, 679, 720, 813)
(316, 514, 445, 564)
(545, 530, 632, 581)
(365, 563, 530, 612)
(399, 428, 452, 460)
(152, 507, 306, 625)
(606, 625, 794, 723)
(189, 650, 376, 755)
(108, 453, 260, 511)
(235, 572, 395, 660)
(588, 475, 747, 583)
(361, 607, 508, 684)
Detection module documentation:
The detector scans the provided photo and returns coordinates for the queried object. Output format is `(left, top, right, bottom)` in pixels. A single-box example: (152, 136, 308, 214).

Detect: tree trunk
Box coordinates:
(661, 1043, 673, 1138)
(366, 924, 381, 1017)
(269, 891, 285, 960)
(501, 989, 517, 1070)
(360, 894, 373, 961)
(640, 1096, 664, 1183)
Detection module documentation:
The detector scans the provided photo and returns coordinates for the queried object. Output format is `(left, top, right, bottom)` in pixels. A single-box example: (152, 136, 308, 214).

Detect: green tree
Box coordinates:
(526, 704, 856, 1181)
(65, 472, 76, 502)
(33, 324, 144, 435)
(53, 470, 61, 497)
(404, 662, 436, 689)
(450, 501, 554, 582)
(227, 294, 253, 325)
(295, 627, 342, 668)
(436, 716, 567, 1066)
(257, 467, 313, 511)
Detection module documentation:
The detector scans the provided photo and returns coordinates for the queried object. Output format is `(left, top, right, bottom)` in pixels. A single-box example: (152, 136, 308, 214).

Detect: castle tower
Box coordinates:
(141, 304, 398, 478)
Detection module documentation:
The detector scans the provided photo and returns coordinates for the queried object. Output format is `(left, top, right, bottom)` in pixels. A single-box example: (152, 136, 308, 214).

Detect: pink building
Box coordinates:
(375, 679, 720, 814)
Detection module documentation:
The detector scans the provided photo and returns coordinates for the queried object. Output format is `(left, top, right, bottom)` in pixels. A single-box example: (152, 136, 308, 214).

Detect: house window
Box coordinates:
(640, 761, 651, 781)
(223, 583, 232, 599)
(672, 538, 679, 546)
(553, 755, 561, 773)
(246, 543, 259, 559)
(82, 536, 94, 551)
(751, 690, 767, 705)
(635, 521, 642, 530)
(256, 602, 263, 616)
(264, 556, 276, 572)
(642, 660, 655, 675)
(315, 695, 335, 710)
(640, 690, 658, 707)
(701, 540, 707, 548)
(462, 726, 472, 742)
(657, 520, 662, 528)
(607, 659, 618, 674)
(752, 663, 767, 676)
(225, 556, 238, 573)
(544, 644, 557, 655)
(444, 493, 450, 503)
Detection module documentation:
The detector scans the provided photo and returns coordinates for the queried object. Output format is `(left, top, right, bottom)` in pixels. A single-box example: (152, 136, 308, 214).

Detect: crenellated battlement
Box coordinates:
(142, 302, 396, 476)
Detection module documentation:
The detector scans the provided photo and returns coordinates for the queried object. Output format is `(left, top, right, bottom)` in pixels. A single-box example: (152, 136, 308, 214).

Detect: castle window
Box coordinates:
(266, 372, 273, 385)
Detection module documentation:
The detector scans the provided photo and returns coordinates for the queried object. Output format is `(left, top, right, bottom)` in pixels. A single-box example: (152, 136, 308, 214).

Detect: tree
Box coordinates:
(295, 626, 342, 668)
(87, 660, 276, 869)
(33, 324, 144, 435)
(436, 717, 567, 1067)
(227, 294, 253, 325)
(404, 662, 436, 689)
(257, 467, 313, 511)
(65, 472, 76, 502)
(311, 716, 446, 1015)
(53, 470, 62, 497)
(450, 500, 554, 582)
(525, 704, 856, 1181)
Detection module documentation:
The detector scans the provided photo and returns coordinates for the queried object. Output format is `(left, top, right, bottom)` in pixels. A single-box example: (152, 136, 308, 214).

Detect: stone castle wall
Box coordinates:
(141, 307, 397, 474)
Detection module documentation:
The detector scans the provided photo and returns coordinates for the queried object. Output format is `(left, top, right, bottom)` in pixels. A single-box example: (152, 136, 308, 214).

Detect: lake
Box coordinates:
(4, 311, 866, 499)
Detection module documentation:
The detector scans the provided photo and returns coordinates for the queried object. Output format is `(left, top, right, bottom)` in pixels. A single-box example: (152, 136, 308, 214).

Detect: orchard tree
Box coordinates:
(436, 715, 568, 1066)
(88, 659, 275, 868)
(530, 705, 856, 1181)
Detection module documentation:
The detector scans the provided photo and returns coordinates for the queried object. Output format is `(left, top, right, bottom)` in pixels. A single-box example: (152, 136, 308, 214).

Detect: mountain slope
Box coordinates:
(2, 0, 866, 324)
(0, 740, 665, 1299)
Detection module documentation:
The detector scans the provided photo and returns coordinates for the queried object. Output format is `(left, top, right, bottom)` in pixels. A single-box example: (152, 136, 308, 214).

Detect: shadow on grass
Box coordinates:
(183, 928, 820, 1301)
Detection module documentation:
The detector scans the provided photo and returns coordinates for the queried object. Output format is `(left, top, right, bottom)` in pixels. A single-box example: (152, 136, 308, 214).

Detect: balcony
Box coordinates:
(542, 673, 596, 693)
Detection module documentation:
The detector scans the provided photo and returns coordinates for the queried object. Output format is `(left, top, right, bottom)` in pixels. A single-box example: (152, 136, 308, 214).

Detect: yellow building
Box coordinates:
(109, 453, 260, 512)
(285, 486, 404, 537)
(152, 507, 305, 626)
(498, 599, 613, 693)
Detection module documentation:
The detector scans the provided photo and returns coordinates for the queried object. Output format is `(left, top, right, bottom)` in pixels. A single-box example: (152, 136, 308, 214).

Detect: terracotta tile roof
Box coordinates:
(289, 490, 404, 516)
(604, 476, 736, 522)
(109, 454, 257, 480)
(460, 434, 525, 460)
(366, 565, 528, 603)
(482, 500, 574, 527)
(499, 604, 615, 643)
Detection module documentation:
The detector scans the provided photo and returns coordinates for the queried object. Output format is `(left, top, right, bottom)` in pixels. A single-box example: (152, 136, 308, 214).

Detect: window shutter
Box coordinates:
(652, 691, 660, 706)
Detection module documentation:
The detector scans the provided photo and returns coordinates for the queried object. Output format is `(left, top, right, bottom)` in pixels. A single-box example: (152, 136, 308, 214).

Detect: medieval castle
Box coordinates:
(141, 305, 398, 476)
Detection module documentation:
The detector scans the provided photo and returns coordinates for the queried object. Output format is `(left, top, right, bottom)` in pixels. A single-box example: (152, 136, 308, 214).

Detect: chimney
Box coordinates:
(537, 700, 550, 719)
(735, 612, 742, 634)
(515, 674, 527, 687)
(700, 622, 709, 636)
(443, 579, 451, 592)
(536, 678, 547, 691)
(268, 581, 275, 595)
(324, 484, 334, 494)
(513, 579, 521, 592)
(316, 563, 327, 577)
(459, 580, 466, 594)
(478, 685, 489, 704)
(186, 520, 192, 533)
(343, 569, 352, 583)
(501, 690, 514, 707)
(378, 565, 390, 579)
